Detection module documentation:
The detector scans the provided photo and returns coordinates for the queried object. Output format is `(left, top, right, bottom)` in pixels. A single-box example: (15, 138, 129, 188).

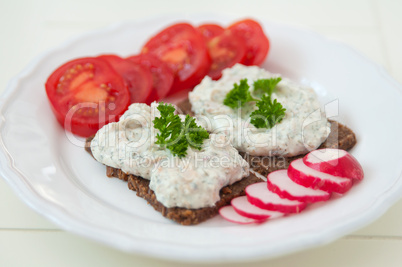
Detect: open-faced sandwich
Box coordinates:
(86, 102, 255, 225)
(178, 64, 357, 178)
(85, 64, 359, 225)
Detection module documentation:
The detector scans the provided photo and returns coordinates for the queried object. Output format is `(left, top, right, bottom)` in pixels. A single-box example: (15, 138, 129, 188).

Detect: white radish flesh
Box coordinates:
(288, 158, 353, 194)
(267, 170, 331, 202)
(219, 205, 266, 224)
(303, 148, 364, 181)
(231, 196, 284, 220)
(246, 182, 307, 213)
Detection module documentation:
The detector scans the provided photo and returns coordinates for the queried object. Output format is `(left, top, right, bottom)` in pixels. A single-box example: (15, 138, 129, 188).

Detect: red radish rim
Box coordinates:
(288, 158, 353, 194)
(219, 205, 266, 224)
(245, 183, 307, 214)
(267, 170, 331, 203)
(303, 149, 364, 181)
(231, 196, 281, 220)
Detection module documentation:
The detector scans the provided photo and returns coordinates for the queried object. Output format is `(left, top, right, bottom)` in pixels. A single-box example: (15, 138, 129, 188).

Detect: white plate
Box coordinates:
(1, 14, 402, 263)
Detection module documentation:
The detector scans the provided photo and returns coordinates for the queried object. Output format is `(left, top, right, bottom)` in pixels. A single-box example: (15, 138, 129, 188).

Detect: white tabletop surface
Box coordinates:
(1, 0, 402, 266)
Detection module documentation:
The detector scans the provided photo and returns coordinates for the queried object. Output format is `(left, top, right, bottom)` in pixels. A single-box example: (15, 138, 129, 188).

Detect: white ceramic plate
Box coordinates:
(1, 14, 402, 263)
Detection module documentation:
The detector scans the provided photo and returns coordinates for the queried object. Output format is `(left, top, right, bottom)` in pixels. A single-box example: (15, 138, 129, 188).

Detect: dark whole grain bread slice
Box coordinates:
(85, 98, 357, 225)
(86, 136, 263, 225)
(127, 172, 263, 225)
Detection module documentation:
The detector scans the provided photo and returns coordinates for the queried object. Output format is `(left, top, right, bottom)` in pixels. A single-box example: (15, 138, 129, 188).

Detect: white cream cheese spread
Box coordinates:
(189, 64, 331, 157)
(91, 103, 250, 209)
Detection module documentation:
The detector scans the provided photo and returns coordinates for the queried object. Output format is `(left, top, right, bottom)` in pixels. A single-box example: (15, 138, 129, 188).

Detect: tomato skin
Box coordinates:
(141, 23, 211, 94)
(127, 54, 174, 103)
(206, 30, 247, 80)
(97, 55, 152, 103)
(197, 24, 224, 41)
(45, 57, 130, 137)
(228, 19, 269, 66)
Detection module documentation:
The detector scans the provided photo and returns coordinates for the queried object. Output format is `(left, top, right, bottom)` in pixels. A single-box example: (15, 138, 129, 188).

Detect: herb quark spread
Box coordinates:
(189, 64, 331, 157)
(91, 103, 250, 209)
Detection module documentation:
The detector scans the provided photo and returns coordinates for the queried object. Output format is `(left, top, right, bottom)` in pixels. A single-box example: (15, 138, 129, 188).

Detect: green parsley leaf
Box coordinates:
(153, 102, 182, 147)
(250, 95, 286, 129)
(166, 136, 188, 158)
(223, 77, 286, 129)
(223, 79, 257, 109)
(253, 77, 282, 97)
(153, 103, 209, 158)
(184, 115, 210, 150)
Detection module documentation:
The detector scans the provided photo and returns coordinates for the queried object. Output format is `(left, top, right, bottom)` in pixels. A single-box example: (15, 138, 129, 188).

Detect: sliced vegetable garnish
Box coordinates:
(45, 57, 130, 137)
(97, 55, 152, 104)
(267, 170, 331, 203)
(219, 205, 266, 224)
(45, 19, 272, 136)
(246, 182, 307, 213)
(127, 54, 174, 104)
(197, 23, 225, 41)
(303, 149, 364, 181)
(142, 23, 211, 94)
(288, 158, 353, 194)
(228, 19, 270, 66)
(206, 30, 247, 80)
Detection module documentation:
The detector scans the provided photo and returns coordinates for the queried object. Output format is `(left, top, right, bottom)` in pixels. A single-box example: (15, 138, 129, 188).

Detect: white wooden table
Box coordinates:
(1, 0, 401, 266)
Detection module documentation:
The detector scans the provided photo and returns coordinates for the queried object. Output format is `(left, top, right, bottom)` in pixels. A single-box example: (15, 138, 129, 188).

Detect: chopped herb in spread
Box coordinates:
(223, 78, 286, 129)
(153, 103, 209, 158)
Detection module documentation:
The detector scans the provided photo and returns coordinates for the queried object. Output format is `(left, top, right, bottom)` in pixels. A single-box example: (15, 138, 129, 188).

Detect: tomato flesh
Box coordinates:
(127, 54, 174, 103)
(97, 55, 152, 103)
(45, 57, 130, 137)
(206, 30, 247, 80)
(228, 19, 269, 66)
(197, 24, 224, 41)
(141, 23, 211, 94)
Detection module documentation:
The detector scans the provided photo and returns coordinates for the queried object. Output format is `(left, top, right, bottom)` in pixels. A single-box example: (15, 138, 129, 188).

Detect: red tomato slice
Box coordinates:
(97, 55, 152, 103)
(141, 23, 211, 94)
(206, 30, 247, 80)
(45, 57, 130, 137)
(197, 23, 224, 41)
(127, 54, 174, 104)
(228, 19, 269, 66)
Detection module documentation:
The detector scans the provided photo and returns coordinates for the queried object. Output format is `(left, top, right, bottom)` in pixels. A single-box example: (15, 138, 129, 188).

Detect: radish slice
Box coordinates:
(231, 196, 284, 220)
(303, 149, 364, 181)
(245, 182, 307, 213)
(267, 170, 331, 203)
(288, 158, 353, 194)
(219, 205, 266, 224)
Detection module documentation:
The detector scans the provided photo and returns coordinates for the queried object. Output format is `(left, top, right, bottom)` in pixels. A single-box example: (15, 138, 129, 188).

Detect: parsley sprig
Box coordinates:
(184, 115, 210, 150)
(223, 77, 286, 129)
(223, 79, 257, 109)
(153, 103, 209, 158)
(250, 95, 286, 128)
(253, 77, 282, 97)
